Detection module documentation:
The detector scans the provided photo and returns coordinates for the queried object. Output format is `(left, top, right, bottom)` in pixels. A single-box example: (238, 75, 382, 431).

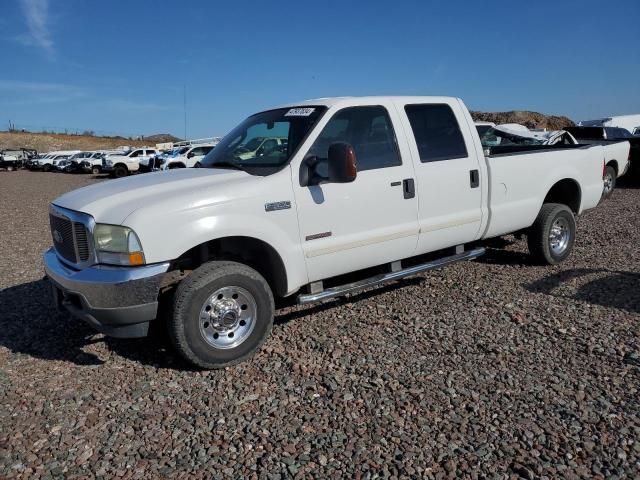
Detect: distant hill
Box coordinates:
(471, 111, 575, 130)
(0, 131, 180, 153)
(141, 133, 182, 143)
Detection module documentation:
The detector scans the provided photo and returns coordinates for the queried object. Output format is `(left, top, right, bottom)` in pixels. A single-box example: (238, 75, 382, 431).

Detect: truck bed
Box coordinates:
(482, 144, 605, 239)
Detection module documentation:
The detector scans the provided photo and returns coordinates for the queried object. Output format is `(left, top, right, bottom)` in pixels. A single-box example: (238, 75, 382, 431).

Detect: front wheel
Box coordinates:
(91, 166, 101, 175)
(112, 165, 128, 178)
(6, 165, 14, 171)
(43, 164, 51, 172)
(602, 165, 616, 199)
(169, 261, 274, 369)
(527, 203, 576, 265)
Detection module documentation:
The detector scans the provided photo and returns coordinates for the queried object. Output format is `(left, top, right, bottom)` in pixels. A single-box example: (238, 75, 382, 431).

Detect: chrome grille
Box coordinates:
(50, 214, 76, 263)
(49, 205, 95, 267)
(74, 222, 90, 261)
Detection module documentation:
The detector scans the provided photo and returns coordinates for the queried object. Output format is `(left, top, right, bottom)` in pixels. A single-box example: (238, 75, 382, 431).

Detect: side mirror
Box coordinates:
(187, 152, 194, 158)
(327, 142, 357, 183)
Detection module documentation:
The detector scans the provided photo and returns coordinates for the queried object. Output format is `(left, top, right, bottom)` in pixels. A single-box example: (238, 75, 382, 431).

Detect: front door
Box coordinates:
(293, 103, 419, 282)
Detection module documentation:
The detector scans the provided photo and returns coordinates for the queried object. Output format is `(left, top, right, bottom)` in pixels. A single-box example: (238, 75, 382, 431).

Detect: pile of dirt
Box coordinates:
(0, 131, 160, 154)
(471, 111, 575, 130)
(142, 133, 182, 143)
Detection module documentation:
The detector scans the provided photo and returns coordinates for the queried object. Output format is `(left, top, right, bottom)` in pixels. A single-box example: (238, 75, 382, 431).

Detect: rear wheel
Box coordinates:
(602, 165, 616, 199)
(113, 165, 128, 178)
(169, 261, 274, 369)
(6, 165, 14, 171)
(43, 164, 51, 172)
(527, 203, 576, 265)
(91, 166, 101, 175)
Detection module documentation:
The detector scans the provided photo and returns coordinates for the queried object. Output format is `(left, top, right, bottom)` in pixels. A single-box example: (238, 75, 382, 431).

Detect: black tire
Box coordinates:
(113, 165, 128, 178)
(43, 164, 51, 172)
(527, 203, 576, 265)
(91, 166, 101, 175)
(602, 165, 616, 199)
(194, 161, 202, 168)
(169, 261, 274, 369)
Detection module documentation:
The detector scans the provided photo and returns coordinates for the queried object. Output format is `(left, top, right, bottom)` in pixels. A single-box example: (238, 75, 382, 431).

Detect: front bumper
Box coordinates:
(44, 248, 170, 338)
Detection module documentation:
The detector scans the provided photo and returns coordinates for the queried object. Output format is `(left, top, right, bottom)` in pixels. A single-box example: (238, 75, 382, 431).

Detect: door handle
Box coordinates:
(403, 178, 415, 199)
(469, 169, 479, 188)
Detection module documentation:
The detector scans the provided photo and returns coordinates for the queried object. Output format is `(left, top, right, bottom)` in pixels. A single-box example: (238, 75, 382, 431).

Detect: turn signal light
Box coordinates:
(128, 252, 145, 266)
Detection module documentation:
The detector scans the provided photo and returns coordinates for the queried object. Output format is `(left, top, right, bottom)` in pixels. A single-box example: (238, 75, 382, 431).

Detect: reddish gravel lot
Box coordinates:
(1, 170, 639, 479)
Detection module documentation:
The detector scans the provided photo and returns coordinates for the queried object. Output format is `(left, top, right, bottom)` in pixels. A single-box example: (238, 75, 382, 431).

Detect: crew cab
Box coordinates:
(45, 96, 607, 369)
(102, 148, 157, 177)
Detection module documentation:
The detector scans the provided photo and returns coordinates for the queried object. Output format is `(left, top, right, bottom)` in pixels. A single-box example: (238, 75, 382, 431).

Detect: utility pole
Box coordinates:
(183, 85, 187, 141)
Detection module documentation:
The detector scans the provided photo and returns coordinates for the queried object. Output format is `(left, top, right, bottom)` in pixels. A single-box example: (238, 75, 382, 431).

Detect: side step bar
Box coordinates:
(297, 247, 485, 305)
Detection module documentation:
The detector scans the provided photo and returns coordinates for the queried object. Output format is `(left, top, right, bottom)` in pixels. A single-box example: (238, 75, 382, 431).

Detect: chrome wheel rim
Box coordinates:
(199, 286, 257, 349)
(603, 173, 613, 194)
(549, 217, 570, 255)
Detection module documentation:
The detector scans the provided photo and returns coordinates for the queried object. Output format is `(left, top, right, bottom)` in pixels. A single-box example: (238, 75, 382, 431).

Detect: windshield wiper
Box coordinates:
(209, 161, 244, 171)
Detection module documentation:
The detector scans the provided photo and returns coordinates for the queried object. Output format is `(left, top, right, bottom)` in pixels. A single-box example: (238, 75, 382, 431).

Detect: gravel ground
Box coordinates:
(0, 170, 639, 479)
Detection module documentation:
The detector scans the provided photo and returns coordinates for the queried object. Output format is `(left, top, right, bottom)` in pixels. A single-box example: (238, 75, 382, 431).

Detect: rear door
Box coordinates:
(396, 100, 484, 254)
(292, 102, 419, 282)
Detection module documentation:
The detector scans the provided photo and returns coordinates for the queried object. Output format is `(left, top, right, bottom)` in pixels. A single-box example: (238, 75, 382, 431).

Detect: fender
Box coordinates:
(123, 177, 308, 295)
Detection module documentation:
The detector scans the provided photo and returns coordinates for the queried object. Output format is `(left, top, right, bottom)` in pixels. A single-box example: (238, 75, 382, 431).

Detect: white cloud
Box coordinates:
(18, 0, 54, 57)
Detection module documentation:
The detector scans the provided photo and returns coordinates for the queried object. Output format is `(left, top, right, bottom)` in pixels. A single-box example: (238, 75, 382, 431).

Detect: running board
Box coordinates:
(297, 247, 485, 305)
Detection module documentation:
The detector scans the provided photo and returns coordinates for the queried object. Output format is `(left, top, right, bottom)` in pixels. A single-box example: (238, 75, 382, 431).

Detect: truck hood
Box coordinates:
(52, 168, 249, 224)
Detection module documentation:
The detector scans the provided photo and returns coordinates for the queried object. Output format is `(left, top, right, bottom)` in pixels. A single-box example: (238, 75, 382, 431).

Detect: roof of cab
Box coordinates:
(276, 95, 462, 109)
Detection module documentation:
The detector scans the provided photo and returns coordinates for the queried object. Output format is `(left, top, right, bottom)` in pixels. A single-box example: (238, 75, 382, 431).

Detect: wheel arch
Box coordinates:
(605, 159, 618, 176)
(172, 236, 289, 297)
(542, 178, 581, 214)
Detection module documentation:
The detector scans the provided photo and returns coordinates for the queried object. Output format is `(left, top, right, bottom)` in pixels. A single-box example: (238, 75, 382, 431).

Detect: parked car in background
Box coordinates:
(44, 95, 609, 368)
(480, 124, 578, 146)
(161, 144, 216, 169)
(0, 152, 20, 171)
(32, 151, 80, 172)
(78, 151, 115, 174)
(566, 126, 639, 191)
(144, 147, 189, 172)
(102, 148, 157, 178)
(474, 121, 496, 139)
(632, 127, 640, 136)
(235, 136, 287, 160)
(578, 114, 640, 135)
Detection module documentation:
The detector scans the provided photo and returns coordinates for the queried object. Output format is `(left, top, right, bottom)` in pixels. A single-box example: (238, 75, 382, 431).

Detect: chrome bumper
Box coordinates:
(44, 248, 170, 338)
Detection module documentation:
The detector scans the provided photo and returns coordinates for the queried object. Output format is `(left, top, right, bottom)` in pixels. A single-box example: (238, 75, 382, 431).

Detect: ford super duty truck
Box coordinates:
(45, 96, 607, 368)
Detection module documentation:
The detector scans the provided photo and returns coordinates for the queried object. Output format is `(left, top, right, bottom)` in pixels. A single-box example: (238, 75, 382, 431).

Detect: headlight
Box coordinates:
(93, 224, 145, 266)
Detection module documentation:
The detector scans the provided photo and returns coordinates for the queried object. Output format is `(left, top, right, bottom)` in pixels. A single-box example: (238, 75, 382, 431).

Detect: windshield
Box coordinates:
(200, 106, 326, 175)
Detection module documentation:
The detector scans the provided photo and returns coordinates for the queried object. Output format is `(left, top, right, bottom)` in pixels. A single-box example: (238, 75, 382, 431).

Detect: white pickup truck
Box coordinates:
(44, 96, 606, 368)
(102, 148, 157, 177)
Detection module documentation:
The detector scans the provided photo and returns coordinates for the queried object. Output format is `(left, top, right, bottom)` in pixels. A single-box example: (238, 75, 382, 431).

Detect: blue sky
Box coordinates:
(1, 0, 639, 139)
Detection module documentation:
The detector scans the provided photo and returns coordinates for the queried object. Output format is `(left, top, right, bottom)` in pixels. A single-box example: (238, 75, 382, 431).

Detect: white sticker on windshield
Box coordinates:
(285, 107, 315, 117)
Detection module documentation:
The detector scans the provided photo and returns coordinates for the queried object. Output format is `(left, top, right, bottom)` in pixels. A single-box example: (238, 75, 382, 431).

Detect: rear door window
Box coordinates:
(404, 104, 468, 162)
